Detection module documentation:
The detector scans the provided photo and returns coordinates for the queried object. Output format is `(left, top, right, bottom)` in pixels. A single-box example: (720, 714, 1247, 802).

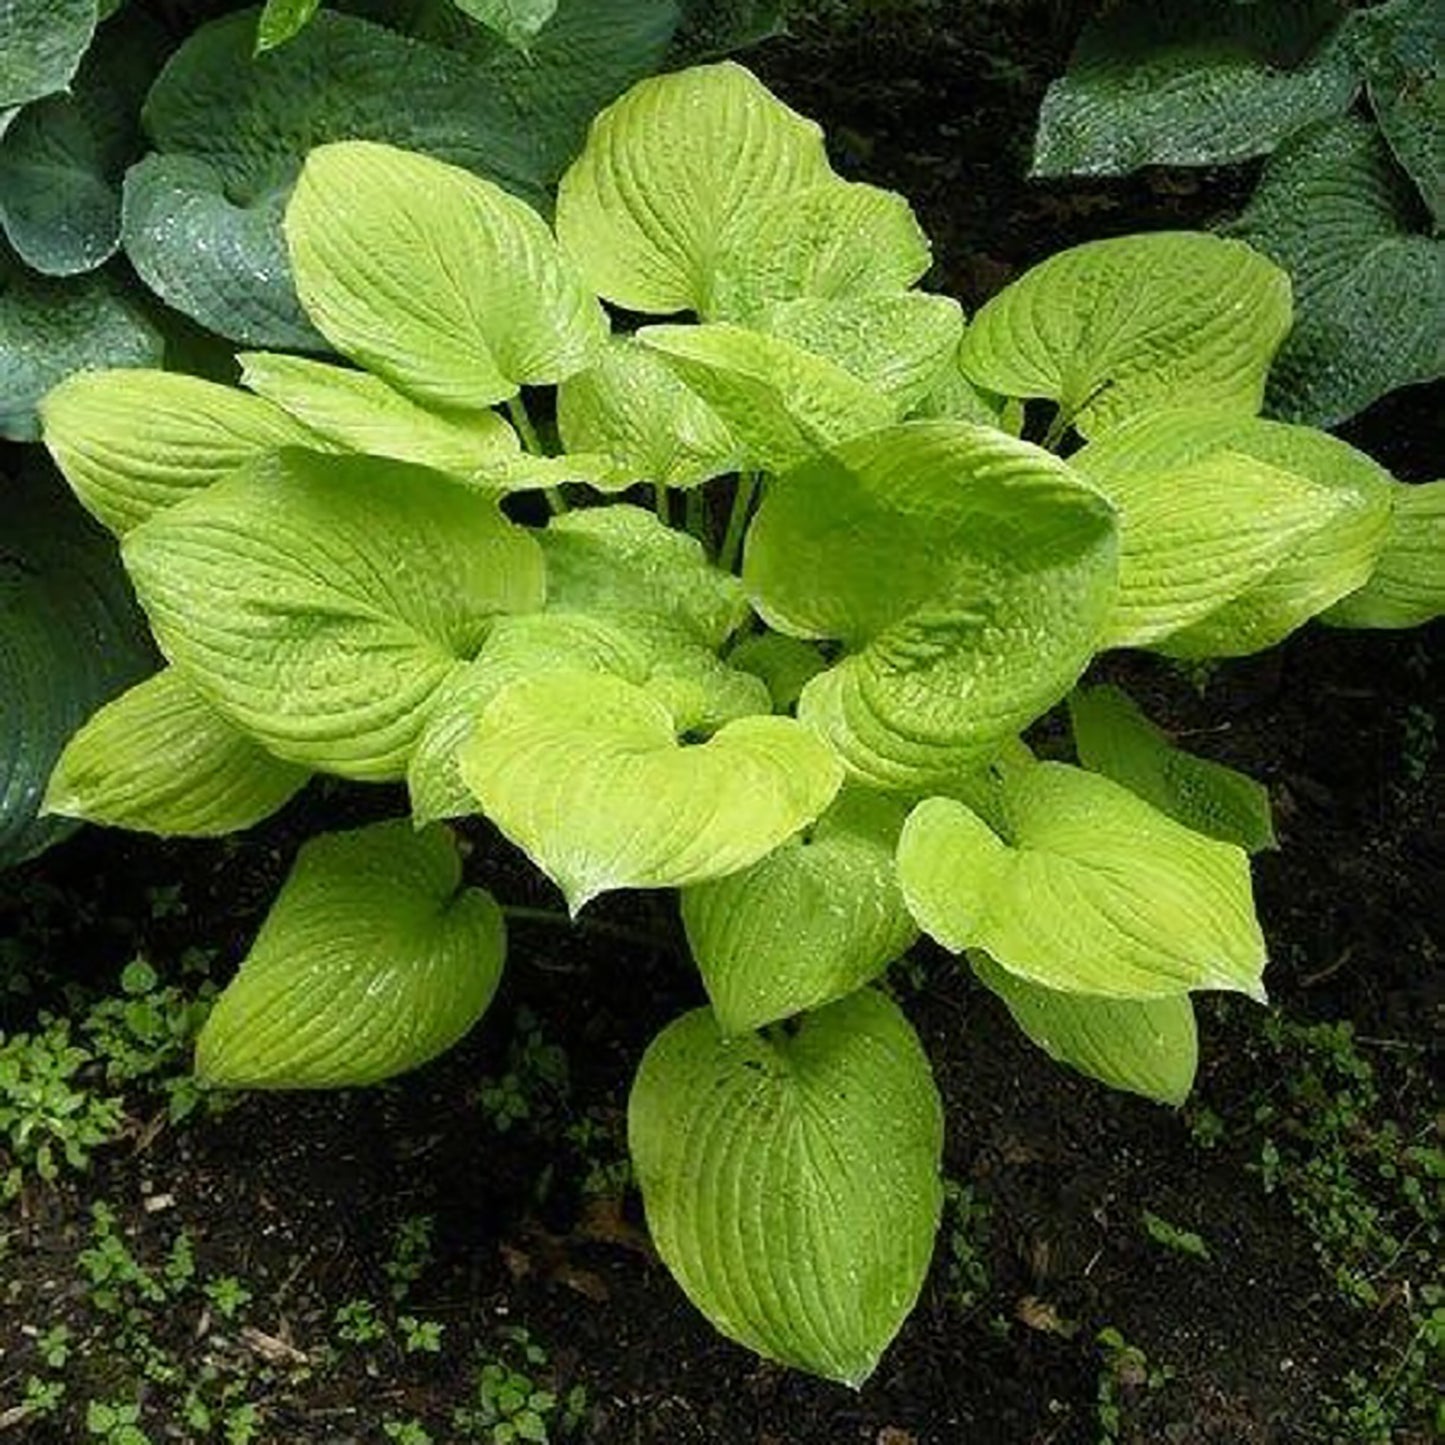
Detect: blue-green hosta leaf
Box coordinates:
(238, 352, 521, 481)
(0, 10, 166, 275)
(899, 762, 1266, 1000)
(1323, 480, 1445, 628)
(1031, 0, 1358, 178)
(41, 368, 322, 535)
(539, 503, 750, 647)
(0, 261, 163, 442)
(639, 322, 896, 474)
(1232, 116, 1444, 427)
(759, 293, 966, 413)
(458, 670, 842, 910)
(709, 178, 933, 324)
(681, 788, 918, 1036)
(628, 989, 942, 1386)
(555, 62, 832, 315)
(971, 952, 1198, 1107)
(286, 141, 606, 412)
(1349, 0, 1443, 228)
(556, 335, 743, 490)
(450, 0, 558, 49)
(408, 611, 646, 826)
(726, 633, 827, 711)
(256, 0, 323, 52)
(0, 0, 96, 111)
(1068, 684, 1275, 852)
(123, 4, 671, 347)
(1, 463, 155, 867)
(122, 451, 544, 780)
(195, 820, 505, 1088)
(958, 232, 1292, 439)
(746, 422, 1118, 790)
(1073, 407, 1393, 655)
(43, 667, 310, 836)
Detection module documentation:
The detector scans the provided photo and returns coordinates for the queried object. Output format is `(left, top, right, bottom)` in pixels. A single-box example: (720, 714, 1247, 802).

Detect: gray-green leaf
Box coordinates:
(1232, 116, 1444, 427)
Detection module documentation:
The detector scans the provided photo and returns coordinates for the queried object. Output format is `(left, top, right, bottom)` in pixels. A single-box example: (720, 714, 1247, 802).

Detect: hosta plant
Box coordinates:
(38, 62, 1444, 1386)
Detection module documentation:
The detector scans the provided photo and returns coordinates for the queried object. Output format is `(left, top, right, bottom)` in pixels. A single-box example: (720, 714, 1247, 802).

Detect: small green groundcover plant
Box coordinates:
(35, 63, 1444, 1387)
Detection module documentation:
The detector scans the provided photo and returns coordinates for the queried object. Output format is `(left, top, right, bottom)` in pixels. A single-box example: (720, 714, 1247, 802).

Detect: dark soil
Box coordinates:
(3, 5, 1442, 1444)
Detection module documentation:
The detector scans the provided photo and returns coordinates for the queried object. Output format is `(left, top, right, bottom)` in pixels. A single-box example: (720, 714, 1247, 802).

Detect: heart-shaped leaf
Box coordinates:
(629, 989, 943, 1386)
(958, 232, 1291, 438)
(451, 0, 559, 49)
(971, 952, 1198, 1106)
(1068, 684, 1275, 852)
(746, 422, 1117, 789)
(556, 62, 832, 315)
(458, 670, 842, 910)
(1232, 116, 1444, 427)
(1073, 407, 1393, 655)
(0, 10, 166, 275)
(1323, 479, 1445, 628)
(122, 450, 544, 780)
(681, 788, 918, 1035)
(1, 462, 156, 867)
(899, 761, 1266, 1000)
(238, 352, 521, 481)
(1031, 0, 1359, 178)
(44, 667, 310, 836)
(285, 141, 607, 412)
(195, 820, 505, 1088)
(42, 368, 322, 535)
(256, 0, 323, 52)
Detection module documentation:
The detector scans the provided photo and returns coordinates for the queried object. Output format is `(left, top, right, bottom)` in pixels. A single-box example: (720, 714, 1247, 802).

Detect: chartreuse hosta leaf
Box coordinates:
(41, 369, 322, 535)
(286, 141, 607, 412)
(1068, 685, 1275, 853)
(727, 633, 827, 711)
(122, 451, 544, 780)
(759, 293, 966, 414)
(408, 612, 645, 827)
(746, 422, 1117, 790)
(44, 667, 310, 836)
(556, 336, 743, 490)
(238, 353, 522, 482)
(958, 232, 1291, 439)
(899, 762, 1266, 1000)
(681, 789, 918, 1036)
(1324, 481, 1445, 629)
(971, 953, 1198, 1107)
(458, 671, 842, 911)
(1073, 408, 1393, 656)
(556, 62, 832, 315)
(630, 988, 942, 1386)
(640, 323, 896, 475)
(196, 820, 505, 1088)
(708, 179, 932, 324)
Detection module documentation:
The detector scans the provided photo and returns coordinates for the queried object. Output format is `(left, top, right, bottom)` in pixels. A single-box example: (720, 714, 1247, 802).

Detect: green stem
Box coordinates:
(501, 905, 673, 953)
(506, 394, 566, 514)
(1041, 404, 1071, 453)
(653, 482, 671, 525)
(719, 472, 759, 574)
(684, 487, 708, 549)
